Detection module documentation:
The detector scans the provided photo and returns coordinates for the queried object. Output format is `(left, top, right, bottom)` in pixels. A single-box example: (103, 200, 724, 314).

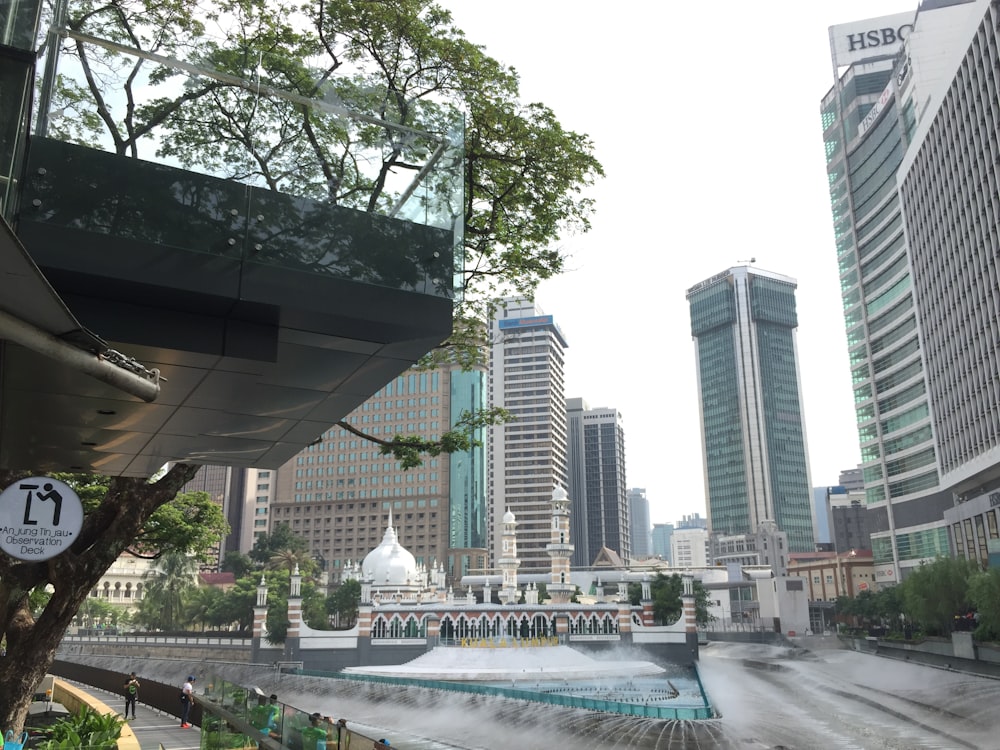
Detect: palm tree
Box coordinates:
(267, 549, 316, 577)
(140, 552, 198, 631)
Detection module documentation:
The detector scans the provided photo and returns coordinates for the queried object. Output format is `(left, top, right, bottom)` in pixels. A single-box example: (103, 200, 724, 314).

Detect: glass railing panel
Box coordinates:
(0, 0, 44, 49)
(24, 23, 461, 297)
(22, 137, 247, 259)
(0, 53, 34, 221)
(245, 187, 453, 297)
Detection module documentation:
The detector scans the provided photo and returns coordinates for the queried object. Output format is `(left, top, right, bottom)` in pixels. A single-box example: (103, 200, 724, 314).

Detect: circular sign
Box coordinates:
(0, 477, 84, 561)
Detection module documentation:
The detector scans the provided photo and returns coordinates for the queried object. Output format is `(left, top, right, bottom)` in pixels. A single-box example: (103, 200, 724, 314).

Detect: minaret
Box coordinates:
(546, 486, 575, 603)
(251, 574, 268, 663)
(497, 508, 520, 604)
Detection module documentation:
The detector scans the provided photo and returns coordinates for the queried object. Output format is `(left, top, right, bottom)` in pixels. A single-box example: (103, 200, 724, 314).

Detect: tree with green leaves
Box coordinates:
(48, 0, 602, 469)
(216, 576, 260, 633)
(0, 464, 225, 732)
(221, 550, 255, 580)
(74, 597, 118, 630)
(627, 574, 713, 626)
(134, 550, 200, 631)
(0, 0, 601, 731)
(248, 523, 310, 566)
(968, 567, 1000, 642)
(326, 579, 361, 628)
(262, 571, 328, 643)
(900, 556, 977, 636)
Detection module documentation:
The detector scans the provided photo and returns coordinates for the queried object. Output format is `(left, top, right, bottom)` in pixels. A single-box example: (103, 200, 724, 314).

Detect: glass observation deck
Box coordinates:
(0, 0, 463, 475)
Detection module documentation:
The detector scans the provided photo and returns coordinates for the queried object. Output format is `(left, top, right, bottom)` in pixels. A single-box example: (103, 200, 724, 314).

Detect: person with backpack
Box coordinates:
(122, 672, 139, 720)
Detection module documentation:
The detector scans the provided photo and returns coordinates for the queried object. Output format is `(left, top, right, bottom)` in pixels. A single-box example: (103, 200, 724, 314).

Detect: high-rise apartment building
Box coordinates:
(237, 468, 279, 555)
(686, 266, 816, 552)
(565, 398, 630, 566)
(821, 1, 990, 583)
(272, 362, 488, 584)
(489, 298, 569, 572)
(628, 488, 652, 559)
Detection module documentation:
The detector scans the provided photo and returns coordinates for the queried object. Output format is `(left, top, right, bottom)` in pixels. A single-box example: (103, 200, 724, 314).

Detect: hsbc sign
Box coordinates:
(845, 25, 912, 53)
(829, 12, 916, 70)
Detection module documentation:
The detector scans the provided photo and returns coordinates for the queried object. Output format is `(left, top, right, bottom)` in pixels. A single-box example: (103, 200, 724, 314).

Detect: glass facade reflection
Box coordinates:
(687, 267, 815, 553)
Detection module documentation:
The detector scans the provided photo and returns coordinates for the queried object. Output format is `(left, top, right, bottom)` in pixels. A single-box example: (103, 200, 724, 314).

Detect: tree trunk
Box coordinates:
(0, 464, 199, 732)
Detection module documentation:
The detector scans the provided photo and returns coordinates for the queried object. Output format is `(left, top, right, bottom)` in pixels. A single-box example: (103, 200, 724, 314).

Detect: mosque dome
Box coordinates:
(362, 516, 417, 586)
(503, 508, 516, 524)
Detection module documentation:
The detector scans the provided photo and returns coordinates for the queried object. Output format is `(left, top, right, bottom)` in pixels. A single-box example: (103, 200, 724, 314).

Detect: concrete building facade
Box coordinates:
(489, 299, 569, 572)
(566, 398, 630, 566)
(272, 362, 488, 584)
(671, 527, 709, 569)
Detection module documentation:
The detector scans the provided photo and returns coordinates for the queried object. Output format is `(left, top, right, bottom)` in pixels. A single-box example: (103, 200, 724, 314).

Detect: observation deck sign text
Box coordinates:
(0, 477, 84, 561)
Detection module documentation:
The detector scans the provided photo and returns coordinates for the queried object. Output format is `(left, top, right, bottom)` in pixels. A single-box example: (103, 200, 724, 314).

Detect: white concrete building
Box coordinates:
(489, 298, 569, 572)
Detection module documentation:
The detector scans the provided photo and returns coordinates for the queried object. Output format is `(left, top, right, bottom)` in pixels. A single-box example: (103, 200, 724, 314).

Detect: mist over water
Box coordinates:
(60, 639, 1000, 749)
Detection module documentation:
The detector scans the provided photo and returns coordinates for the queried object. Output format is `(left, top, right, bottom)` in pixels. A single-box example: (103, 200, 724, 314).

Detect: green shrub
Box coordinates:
(37, 705, 123, 750)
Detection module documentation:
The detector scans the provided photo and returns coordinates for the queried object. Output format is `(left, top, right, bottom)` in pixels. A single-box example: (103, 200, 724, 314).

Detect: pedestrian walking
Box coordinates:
(179, 675, 196, 728)
(122, 672, 139, 720)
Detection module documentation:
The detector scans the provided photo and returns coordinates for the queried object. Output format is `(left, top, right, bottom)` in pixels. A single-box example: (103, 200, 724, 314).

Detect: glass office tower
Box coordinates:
(687, 266, 815, 553)
(820, 7, 975, 583)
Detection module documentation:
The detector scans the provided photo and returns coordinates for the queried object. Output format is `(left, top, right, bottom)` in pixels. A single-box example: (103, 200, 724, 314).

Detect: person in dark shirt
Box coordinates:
(122, 672, 139, 720)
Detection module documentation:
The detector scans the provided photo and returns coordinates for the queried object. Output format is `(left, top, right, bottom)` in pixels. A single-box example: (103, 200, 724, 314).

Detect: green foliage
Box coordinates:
(260, 570, 328, 642)
(75, 597, 119, 627)
(222, 551, 254, 579)
(536, 582, 548, 602)
(249, 524, 309, 565)
(692, 579, 714, 626)
(0, 463, 206, 734)
(38, 705, 123, 750)
(134, 552, 198, 631)
(135, 491, 229, 562)
(54, 481, 228, 561)
(900, 556, 977, 636)
(52, 0, 602, 472)
(341, 407, 513, 470)
(968, 568, 1000, 641)
(626, 574, 711, 626)
(627, 582, 642, 606)
(326, 580, 360, 628)
(650, 574, 684, 626)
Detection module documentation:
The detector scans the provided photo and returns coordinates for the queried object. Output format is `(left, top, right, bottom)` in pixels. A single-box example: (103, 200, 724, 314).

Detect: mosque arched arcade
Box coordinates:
(252, 488, 699, 671)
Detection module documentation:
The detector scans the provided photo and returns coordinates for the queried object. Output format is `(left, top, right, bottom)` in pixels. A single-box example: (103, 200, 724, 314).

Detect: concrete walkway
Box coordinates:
(59, 682, 202, 750)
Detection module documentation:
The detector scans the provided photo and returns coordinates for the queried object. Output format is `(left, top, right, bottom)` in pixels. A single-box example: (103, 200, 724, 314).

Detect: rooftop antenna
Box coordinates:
(737, 257, 756, 265)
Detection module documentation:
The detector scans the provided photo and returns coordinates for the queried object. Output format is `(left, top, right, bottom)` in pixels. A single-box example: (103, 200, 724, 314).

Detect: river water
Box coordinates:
(60, 639, 1000, 749)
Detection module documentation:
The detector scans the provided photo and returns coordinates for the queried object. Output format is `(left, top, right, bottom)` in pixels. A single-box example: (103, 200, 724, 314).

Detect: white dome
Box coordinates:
(503, 508, 516, 524)
(552, 486, 567, 502)
(362, 519, 417, 586)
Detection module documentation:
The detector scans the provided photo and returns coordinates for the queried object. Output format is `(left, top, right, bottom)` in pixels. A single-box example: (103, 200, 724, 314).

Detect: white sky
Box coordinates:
(442, 1, 910, 526)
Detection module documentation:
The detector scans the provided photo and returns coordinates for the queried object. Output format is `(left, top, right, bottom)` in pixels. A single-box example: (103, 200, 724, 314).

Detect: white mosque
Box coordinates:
(252, 487, 700, 673)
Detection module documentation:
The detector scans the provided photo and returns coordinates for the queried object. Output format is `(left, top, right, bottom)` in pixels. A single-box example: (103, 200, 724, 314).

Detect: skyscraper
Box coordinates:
(566, 398, 630, 566)
(651, 523, 674, 562)
(820, 1, 987, 583)
(272, 361, 488, 584)
(489, 298, 569, 572)
(686, 266, 815, 552)
(627, 488, 652, 559)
